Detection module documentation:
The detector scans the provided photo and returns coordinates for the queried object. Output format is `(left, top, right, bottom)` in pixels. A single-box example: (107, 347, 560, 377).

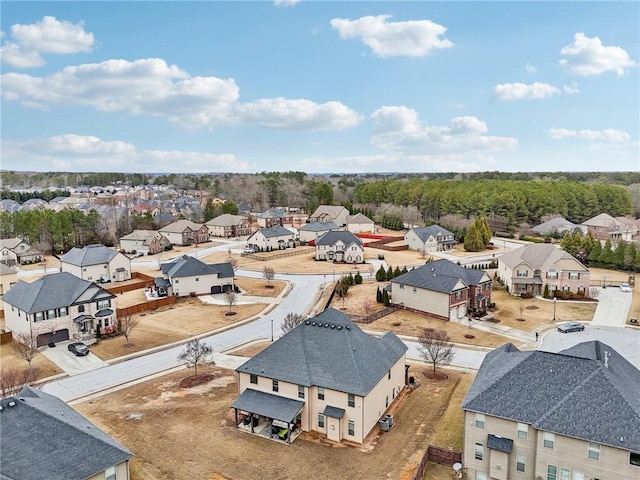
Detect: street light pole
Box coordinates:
(553, 297, 557, 322)
(271, 317, 274, 342)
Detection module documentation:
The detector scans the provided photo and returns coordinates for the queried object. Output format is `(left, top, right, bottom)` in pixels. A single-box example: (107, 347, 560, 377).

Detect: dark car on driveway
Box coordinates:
(557, 321, 585, 333)
(68, 342, 89, 356)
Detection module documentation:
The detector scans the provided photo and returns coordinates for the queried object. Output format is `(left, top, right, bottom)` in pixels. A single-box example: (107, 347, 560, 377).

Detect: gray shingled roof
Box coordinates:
(206, 214, 245, 227)
(0, 237, 26, 250)
(161, 255, 234, 278)
(0, 386, 132, 480)
(408, 225, 455, 243)
(237, 308, 407, 396)
(531, 217, 582, 234)
(487, 434, 513, 453)
(323, 405, 345, 419)
(315, 230, 363, 247)
(2, 272, 114, 313)
(463, 341, 640, 452)
(61, 244, 118, 266)
(159, 219, 204, 233)
(119, 229, 160, 241)
(255, 225, 294, 238)
(231, 389, 304, 422)
(391, 259, 487, 294)
(258, 208, 286, 219)
(498, 243, 589, 272)
(299, 221, 339, 232)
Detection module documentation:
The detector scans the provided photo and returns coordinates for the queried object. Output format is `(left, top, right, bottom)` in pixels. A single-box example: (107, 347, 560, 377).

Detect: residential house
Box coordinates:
(615, 216, 639, 240)
(346, 213, 375, 234)
(232, 308, 408, 444)
(315, 231, 365, 263)
(404, 225, 457, 253)
(530, 217, 587, 236)
(389, 259, 492, 320)
(0, 237, 43, 266)
(159, 255, 234, 297)
(308, 205, 350, 227)
(462, 341, 640, 480)
(257, 208, 294, 228)
(1, 386, 133, 480)
(2, 272, 117, 345)
(61, 244, 131, 283)
(0, 263, 18, 306)
(206, 214, 253, 238)
(582, 213, 632, 243)
(298, 221, 339, 244)
(119, 230, 170, 255)
(159, 219, 210, 246)
(246, 226, 295, 252)
(497, 244, 590, 297)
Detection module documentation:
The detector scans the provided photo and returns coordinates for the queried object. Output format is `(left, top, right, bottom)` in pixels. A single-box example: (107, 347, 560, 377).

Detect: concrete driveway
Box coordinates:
(42, 341, 108, 376)
(590, 286, 632, 326)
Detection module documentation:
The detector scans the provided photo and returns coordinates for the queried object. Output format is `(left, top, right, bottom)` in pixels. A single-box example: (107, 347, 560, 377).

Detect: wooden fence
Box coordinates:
(116, 295, 176, 317)
(241, 247, 314, 261)
(412, 445, 463, 480)
(365, 236, 408, 251)
(0, 330, 12, 344)
(105, 272, 155, 295)
(349, 305, 399, 324)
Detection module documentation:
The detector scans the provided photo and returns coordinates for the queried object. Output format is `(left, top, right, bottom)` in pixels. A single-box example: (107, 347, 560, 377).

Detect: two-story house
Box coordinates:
(0, 237, 43, 266)
(246, 226, 295, 252)
(159, 220, 210, 246)
(232, 308, 408, 444)
(389, 259, 492, 320)
(314, 231, 365, 263)
(1, 386, 133, 480)
(2, 272, 117, 345)
(582, 213, 632, 243)
(298, 221, 339, 244)
(404, 225, 457, 253)
(497, 244, 590, 297)
(0, 263, 18, 301)
(256, 208, 294, 228)
(308, 205, 350, 227)
(119, 230, 170, 255)
(462, 341, 640, 480)
(159, 255, 234, 297)
(61, 244, 132, 283)
(206, 214, 253, 238)
(346, 213, 375, 234)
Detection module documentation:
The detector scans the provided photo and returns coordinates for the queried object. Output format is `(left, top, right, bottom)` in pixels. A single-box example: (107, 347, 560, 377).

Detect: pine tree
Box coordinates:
(589, 240, 602, 264)
(386, 265, 394, 279)
(394, 266, 402, 278)
(376, 265, 387, 282)
(376, 286, 382, 303)
(382, 289, 390, 306)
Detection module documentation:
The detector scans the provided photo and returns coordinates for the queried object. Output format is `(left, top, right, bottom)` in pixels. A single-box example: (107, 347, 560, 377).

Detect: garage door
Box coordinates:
(211, 285, 222, 294)
(37, 329, 69, 347)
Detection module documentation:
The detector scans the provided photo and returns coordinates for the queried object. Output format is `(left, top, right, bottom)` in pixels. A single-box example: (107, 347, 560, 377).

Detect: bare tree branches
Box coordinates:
(177, 338, 215, 378)
(224, 290, 237, 315)
(0, 367, 38, 398)
(118, 314, 141, 347)
(263, 266, 275, 287)
(11, 333, 41, 369)
(280, 312, 305, 335)
(417, 329, 454, 374)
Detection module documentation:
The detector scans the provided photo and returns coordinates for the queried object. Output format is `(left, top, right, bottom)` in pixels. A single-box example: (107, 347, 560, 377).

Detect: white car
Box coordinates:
(620, 283, 632, 292)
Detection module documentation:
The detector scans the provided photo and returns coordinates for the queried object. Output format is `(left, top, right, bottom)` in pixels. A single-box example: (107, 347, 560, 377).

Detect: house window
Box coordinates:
(97, 299, 111, 309)
(105, 466, 116, 480)
(399, 284, 404, 289)
(175, 279, 179, 284)
(569, 272, 580, 280)
(516, 453, 526, 472)
(475, 413, 485, 429)
(474, 442, 483, 461)
(588, 442, 600, 460)
(272, 380, 279, 392)
(318, 414, 325, 428)
(562, 285, 570, 292)
(560, 468, 571, 480)
(348, 394, 355, 408)
(388, 369, 391, 380)
(455, 291, 462, 300)
(631, 452, 640, 466)
(517, 422, 528, 439)
(34, 312, 44, 322)
(547, 465, 557, 480)
(78, 305, 85, 313)
(475, 473, 487, 480)
(298, 385, 305, 399)
(318, 387, 325, 400)
(59, 307, 67, 316)
(543, 432, 555, 449)
(517, 269, 528, 277)
(249, 374, 258, 384)
(573, 473, 584, 480)
(547, 270, 558, 279)
(46, 309, 56, 319)
(347, 420, 355, 436)
(196, 277, 199, 282)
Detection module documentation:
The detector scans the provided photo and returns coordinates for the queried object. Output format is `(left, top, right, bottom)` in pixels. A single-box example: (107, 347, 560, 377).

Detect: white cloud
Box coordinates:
(330, 15, 453, 57)
(562, 81, 580, 95)
(2, 134, 249, 173)
(371, 106, 517, 154)
(273, 0, 301, 7)
(493, 82, 561, 101)
(525, 63, 537, 73)
(1, 16, 94, 68)
(560, 33, 636, 76)
(234, 97, 362, 130)
(547, 127, 631, 143)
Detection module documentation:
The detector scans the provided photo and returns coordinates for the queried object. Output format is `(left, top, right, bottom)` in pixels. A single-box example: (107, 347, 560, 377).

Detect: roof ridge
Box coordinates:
(344, 325, 366, 395)
(298, 323, 312, 386)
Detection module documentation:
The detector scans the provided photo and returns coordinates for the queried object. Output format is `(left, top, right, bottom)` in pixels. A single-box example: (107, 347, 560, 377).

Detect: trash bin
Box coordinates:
(385, 414, 394, 427)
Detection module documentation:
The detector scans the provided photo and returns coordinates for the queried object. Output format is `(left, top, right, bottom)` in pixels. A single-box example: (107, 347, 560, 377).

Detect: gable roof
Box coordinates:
(0, 386, 132, 480)
(237, 308, 407, 396)
(251, 225, 295, 239)
(531, 217, 584, 235)
(2, 272, 114, 313)
(309, 205, 348, 219)
(120, 229, 163, 242)
(299, 221, 339, 232)
(159, 219, 204, 233)
(205, 214, 246, 227)
(346, 213, 374, 224)
(391, 259, 488, 293)
(407, 225, 455, 243)
(462, 341, 640, 452)
(61, 244, 119, 266)
(315, 230, 363, 247)
(499, 243, 589, 272)
(161, 255, 234, 278)
(0, 238, 28, 250)
(258, 208, 287, 219)
(582, 213, 625, 229)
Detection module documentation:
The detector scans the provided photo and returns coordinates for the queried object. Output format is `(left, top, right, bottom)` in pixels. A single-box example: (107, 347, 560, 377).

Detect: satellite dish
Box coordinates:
(453, 463, 463, 472)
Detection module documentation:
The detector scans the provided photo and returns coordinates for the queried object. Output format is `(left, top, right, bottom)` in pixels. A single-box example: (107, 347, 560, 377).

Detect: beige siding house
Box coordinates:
(0, 237, 43, 266)
(2, 272, 117, 346)
(159, 255, 235, 297)
(1, 386, 132, 480)
(246, 226, 295, 252)
(0, 263, 18, 302)
(159, 220, 210, 245)
(315, 231, 365, 263)
(61, 244, 132, 283)
(404, 225, 457, 253)
(462, 341, 640, 480)
(206, 214, 252, 237)
(308, 205, 350, 227)
(119, 230, 169, 255)
(298, 221, 339, 243)
(497, 244, 590, 297)
(232, 308, 408, 444)
(346, 213, 375, 234)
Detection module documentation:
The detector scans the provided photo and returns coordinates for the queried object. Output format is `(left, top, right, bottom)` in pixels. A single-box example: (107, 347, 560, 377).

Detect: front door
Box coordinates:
(326, 417, 341, 442)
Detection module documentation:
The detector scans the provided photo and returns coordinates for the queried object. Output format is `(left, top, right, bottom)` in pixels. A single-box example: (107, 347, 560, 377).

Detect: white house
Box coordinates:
(315, 231, 365, 263)
(346, 213, 375, 234)
(404, 225, 457, 253)
(298, 222, 339, 244)
(61, 244, 131, 283)
(159, 255, 235, 297)
(119, 230, 170, 255)
(246, 226, 295, 252)
(0, 238, 42, 266)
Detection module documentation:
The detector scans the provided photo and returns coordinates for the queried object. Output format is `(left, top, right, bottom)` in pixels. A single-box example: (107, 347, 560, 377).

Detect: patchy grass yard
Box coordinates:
(0, 341, 63, 381)
(234, 277, 287, 297)
(75, 366, 472, 480)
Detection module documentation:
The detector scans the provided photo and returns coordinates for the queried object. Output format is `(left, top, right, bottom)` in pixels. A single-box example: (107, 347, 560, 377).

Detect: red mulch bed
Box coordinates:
(179, 373, 216, 388)
(265, 285, 275, 289)
(225, 312, 237, 316)
(464, 334, 475, 339)
(422, 370, 450, 381)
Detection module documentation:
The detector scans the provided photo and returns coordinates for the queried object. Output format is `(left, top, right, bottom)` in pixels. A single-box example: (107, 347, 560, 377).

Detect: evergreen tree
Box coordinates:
(464, 224, 484, 252)
(382, 289, 390, 306)
(393, 266, 402, 278)
(203, 199, 216, 222)
(354, 271, 363, 284)
(376, 286, 382, 303)
(386, 265, 394, 279)
(588, 240, 602, 263)
(376, 266, 387, 282)
(401, 266, 408, 274)
(600, 239, 614, 266)
(613, 241, 626, 270)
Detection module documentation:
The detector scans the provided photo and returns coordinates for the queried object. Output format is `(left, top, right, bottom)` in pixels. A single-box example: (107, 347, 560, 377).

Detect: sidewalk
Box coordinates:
(448, 314, 538, 347)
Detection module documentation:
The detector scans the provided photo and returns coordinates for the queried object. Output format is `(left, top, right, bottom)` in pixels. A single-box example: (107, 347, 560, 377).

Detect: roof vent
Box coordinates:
(312, 322, 316, 326)
(8, 401, 16, 407)
(324, 323, 329, 328)
(305, 320, 310, 325)
(337, 326, 342, 330)
(330, 324, 335, 329)
(345, 325, 351, 330)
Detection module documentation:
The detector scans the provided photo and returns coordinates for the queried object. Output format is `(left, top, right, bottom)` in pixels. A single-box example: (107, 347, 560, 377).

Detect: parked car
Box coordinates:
(243, 246, 257, 254)
(68, 342, 89, 356)
(557, 321, 585, 333)
(620, 283, 632, 292)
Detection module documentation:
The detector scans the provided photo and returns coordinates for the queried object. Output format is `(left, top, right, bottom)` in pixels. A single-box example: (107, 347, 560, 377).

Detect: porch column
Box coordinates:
(234, 409, 238, 429)
(250, 413, 254, 433)
(287, 421, 291, 444)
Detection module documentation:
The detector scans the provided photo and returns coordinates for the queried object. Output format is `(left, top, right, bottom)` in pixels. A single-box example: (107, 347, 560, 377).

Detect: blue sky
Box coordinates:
(1, 1, 638, 174)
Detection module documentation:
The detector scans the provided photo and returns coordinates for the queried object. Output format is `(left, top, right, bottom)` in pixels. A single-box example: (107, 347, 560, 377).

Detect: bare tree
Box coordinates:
(11, 332, 41, 370)
(263, 266, 275, 287)
(417, 329, 454, 374)
(362, 297, 373, 318)
(177, 338, 215, 378)
(0, 367, 38, 398)
(227, 255, 239, 272)
(280, 312, 305, 335)
(118, 314, 141, 347)
(224, 290, 237, 315)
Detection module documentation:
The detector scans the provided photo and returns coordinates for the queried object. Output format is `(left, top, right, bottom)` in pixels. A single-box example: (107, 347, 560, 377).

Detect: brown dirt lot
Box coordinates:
(0, 341, 63, 381)
(234, 277, 286, 297)
(225, 340, 272, 357)
(74, 365, 472, 480)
